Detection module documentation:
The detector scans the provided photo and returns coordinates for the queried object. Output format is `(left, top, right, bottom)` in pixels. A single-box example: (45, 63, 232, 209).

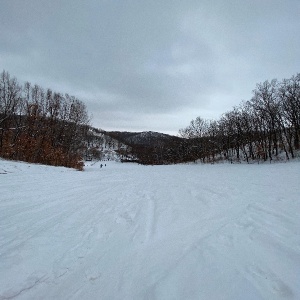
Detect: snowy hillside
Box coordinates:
(0, 159, 300, 299)
(105, 130, 182, 147)
(85, 128, 133, 161)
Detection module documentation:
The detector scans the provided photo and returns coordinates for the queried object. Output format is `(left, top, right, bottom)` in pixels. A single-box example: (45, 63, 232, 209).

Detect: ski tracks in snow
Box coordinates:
(144, 193, 157, 243)
(1, 160, 300, 299)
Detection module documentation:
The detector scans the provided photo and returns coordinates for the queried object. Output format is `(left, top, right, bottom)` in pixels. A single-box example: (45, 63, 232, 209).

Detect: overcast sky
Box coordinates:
(1, 0, 299, 135)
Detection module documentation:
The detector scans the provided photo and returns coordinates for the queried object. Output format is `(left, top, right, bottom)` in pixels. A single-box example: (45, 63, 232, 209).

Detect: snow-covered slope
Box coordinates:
(105, 130, 182, 146)
(85, 128, 132, 161)
(0, 159, 299, 299)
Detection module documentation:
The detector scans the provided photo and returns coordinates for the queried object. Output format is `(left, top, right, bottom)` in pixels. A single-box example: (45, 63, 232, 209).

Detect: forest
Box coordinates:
(1, 70, 299, 168)
(0, 70, 89, 170)
(177, 74, 300, 164)
(111, 73, 300, 165)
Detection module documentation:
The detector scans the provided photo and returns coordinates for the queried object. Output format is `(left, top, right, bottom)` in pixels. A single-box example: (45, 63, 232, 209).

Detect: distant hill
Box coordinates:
(101, 130, 188, 164)
(104, 131, 183, 147)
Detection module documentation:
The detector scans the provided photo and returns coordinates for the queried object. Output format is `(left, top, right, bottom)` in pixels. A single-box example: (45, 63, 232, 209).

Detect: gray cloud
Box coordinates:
(1, 0, 299, 135)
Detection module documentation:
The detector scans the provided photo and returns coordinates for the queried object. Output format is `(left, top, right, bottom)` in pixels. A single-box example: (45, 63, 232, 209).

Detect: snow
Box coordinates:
(0, 159, 300, 300)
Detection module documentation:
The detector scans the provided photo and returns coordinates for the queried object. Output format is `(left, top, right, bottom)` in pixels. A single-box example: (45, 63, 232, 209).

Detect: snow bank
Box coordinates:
(0, 159, 299, 299)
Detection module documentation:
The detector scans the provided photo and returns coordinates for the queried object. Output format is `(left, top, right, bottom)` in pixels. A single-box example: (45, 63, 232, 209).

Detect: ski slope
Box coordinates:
(0, 159, 300, 299)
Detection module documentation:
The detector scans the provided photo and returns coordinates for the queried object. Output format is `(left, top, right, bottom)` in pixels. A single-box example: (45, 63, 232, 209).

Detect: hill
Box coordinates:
(105, 130, 183, 146)
(1, 159, 299, 299)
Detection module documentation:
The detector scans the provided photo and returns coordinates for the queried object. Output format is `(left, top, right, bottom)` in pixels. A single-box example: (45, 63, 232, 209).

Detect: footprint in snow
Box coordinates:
(245, 265, 293, 298)
(85, 266, 102, 283)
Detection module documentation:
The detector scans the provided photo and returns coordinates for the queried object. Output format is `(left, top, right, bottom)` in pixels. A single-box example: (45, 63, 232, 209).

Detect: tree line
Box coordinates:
(101, 73, 300, 166)
(178, 73, 300, 163)
(0, 70, 90, 170)
(1, 70, 299, 167)
(119, 74, 299, 165)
